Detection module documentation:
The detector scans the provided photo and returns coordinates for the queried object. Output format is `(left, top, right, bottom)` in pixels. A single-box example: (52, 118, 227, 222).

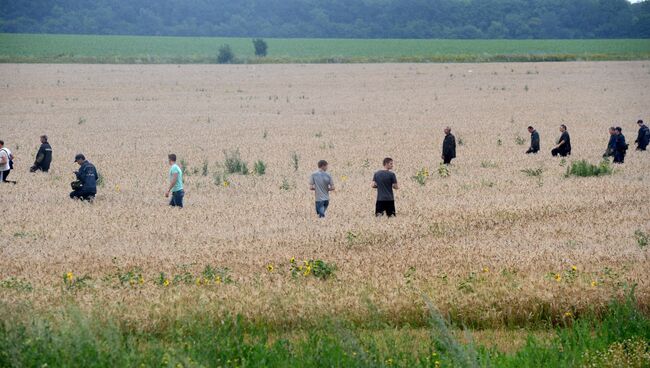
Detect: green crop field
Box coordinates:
(1, 33, 649, 63)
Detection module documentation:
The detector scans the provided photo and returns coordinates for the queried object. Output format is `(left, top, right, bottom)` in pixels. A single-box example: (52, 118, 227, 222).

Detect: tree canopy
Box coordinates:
(1, 0, 649, 39)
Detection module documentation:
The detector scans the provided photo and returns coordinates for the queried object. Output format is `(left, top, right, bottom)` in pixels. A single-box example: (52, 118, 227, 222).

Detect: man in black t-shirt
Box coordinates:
(372, 157, 399, 217)
(551, 124, 571, 157)
(31, 135, 52, 172)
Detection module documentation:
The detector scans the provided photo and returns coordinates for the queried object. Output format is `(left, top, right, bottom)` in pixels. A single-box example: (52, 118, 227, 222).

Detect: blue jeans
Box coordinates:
(170, 190, 184, 208)
(315, 200, 329, 218)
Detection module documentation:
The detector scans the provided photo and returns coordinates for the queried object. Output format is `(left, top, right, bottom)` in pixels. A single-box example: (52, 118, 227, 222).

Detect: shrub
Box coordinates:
(280, 178, 291, 191)
(566, 159, 613, 177)
(217, 44, 234, 64)
(521, 168, 543, 177)
(254, 160, 266, 175)
(224, 149, 246, 174)
(202, 160, 209, 176)
(438, 163, 450, 178)
(291, 152, 299, 171)
(252, 38, 268, 57)
(480, 161, 498, 168)
(412, 167, 429, 186)
(635, 230, 648, 249)
(515, 135, 526, 145)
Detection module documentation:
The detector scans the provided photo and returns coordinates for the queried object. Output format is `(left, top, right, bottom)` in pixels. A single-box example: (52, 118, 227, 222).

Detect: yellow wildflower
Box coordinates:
(115, 185, 121, 192)
(196, 278, 202, 286)
(267, 264, 274, 272)
(554, 273, 562, 282)
(66, 272, 74, 281)
(138, 276, 144, 284)
(215, 276, 222, 284)
(482, 267, 489, 273)
(341, 175, 348, 182)
(290, 257, 295, 263)
(571, 265, 577, 272)
(591, 280, 598, 287)
(564, 311, 573, 318)
(163, 279, 170, 287)
(223, 181, 230, 187)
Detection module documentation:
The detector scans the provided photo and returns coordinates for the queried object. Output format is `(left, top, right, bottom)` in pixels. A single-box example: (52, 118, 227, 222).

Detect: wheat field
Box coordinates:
(1, 62, 649, 331)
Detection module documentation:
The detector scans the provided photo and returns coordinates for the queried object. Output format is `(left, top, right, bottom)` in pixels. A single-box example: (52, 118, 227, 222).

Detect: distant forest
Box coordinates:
(2, 0, 649, 39)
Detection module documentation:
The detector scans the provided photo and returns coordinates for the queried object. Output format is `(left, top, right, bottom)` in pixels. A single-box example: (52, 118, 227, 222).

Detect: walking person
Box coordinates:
(70, 154, 98, 201)
(0, 140, 15, 184)
(551, 124, 571, 157)
(525, 126, 540, 154)
(165, 154, 184, 208)
(309, 160, 335, 218)
(372, 157, 399, 217)
(635, 120, 649, 151)
(30, 135, 52, 172)
(613, 127, 628, 164)
(441, 127, 456, 165)
(603, 127, 617, 158)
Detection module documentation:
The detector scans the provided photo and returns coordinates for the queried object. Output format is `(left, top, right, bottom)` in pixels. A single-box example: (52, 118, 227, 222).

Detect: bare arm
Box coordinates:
(371, 181, 377, 188)
(393, 183, 399, 190)
(166, 173, 178, 196)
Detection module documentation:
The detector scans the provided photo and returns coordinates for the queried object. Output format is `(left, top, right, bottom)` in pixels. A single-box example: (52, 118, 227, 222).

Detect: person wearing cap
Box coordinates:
(613, 127, 628, 164)
(165, 154, 184, 208)
(551, 124, 571, 157)
(525, 126, 540, 154)
(30, 135, 52, 172)
(70, 154, 99, 200)
(635, 120, 649, 151)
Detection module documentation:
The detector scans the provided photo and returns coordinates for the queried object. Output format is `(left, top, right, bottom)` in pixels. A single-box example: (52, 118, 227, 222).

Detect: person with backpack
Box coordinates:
(635, 120, 649, 151)
(30, 135, 52, 172)
(0, 140, 15, 184)
(613, 127, 628, 164)
(70, 154, 99, 201)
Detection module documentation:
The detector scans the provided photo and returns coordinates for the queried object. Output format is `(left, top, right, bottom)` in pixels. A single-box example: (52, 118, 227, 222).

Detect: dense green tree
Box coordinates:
(1, 0, 648, 38)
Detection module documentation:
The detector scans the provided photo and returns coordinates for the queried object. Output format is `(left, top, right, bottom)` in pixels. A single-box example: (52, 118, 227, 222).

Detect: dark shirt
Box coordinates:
(373, 170, 397, 201)
(35, 142, 52, 170)
(615, 134, 627, 152)
(75, 161, 99, 194)
(558, 131, 571, 153)
(637, 125, 650, 147)
(442, 133, 456, 158)
(530, 130, 540, 152)
(606, 134, 617, 155)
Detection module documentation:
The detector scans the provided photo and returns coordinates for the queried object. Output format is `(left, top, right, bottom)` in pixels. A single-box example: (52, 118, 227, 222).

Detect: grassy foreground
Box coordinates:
(1, 33, 649, 63)
(1, 290, 649, 367)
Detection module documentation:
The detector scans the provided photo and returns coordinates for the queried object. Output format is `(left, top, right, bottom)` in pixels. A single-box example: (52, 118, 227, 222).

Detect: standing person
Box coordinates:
(70, 154, 98, 201)
(525, 126, 540, 154)
(0, 140, 14, 184)
(441, 127, 456, 165)
(613, 127, 628, 164)
(309, 160, 335, 218)
(603, 127, 617, 158)
(636, 120, 649, 151)
(165, 154, 184, 208)
(551, 124, 571, 157)
(30, 135, 52, 172)
(372, 157, 399, 217)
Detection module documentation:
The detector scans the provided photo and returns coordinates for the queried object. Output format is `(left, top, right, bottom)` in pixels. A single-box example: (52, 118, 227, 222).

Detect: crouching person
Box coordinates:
(70, 153, 98, 201)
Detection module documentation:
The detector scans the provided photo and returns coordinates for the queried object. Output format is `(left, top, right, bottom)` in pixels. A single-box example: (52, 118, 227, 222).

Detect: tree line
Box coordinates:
(1, 0, 649, 39)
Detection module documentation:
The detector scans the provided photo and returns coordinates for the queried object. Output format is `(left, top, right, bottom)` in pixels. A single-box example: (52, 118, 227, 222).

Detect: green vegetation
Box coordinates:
(566, 159, 613, 177)
(1, 34, 649, 64)
(223, 149, 248, 175)
(1, 290, 648, 367)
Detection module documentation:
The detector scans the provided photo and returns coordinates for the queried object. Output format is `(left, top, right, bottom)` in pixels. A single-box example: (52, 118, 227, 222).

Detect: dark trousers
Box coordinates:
(70, 190, 95, 201)
(613, 152, 625, 163)
(442, 156, 453, 165)
(376, 201, 396, 217)
(170, 190, 184, 208)
(315, 200, 329, 218)
(1, 170, 10, 182)
(526, 148, 539, 154)
(551, 148, 570, 157)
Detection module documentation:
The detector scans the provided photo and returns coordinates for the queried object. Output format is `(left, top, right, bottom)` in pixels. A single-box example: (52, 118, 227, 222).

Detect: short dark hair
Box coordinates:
(528, 126, 534, 130)
(317, 160, 328, 168)
(41, 135, 48, 142)
(0, 140, 3, 146)
(638, 120, 644, 125)
(615, 127, 622, 132)
(560, 124, 567, 130)
(168, 154, 177, 162)
(383, 157, 393, 166)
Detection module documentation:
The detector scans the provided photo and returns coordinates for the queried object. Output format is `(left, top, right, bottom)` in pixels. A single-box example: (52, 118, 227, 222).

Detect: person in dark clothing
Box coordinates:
(441, 127, 456, 165)
(636, 120, 649, 151)
(30, 135, 52, 172)
(603, 127, 617, 158)
(70, 153, 99, 201)
(526, 126, 540, 154)
(551, 124, 571, 157)
(613, 127, 627, 164)
(372, 157, 399, 217)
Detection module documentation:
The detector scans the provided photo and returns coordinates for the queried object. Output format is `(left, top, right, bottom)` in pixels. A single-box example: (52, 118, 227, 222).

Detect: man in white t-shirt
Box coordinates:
(0, 140, 14, 184)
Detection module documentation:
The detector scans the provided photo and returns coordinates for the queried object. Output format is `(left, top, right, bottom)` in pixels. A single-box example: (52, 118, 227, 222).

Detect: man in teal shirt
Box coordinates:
(165, 154, 184, 208)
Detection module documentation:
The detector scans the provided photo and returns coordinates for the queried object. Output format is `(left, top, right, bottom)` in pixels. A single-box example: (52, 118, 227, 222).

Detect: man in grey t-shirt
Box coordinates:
(309, 160, 335, 218)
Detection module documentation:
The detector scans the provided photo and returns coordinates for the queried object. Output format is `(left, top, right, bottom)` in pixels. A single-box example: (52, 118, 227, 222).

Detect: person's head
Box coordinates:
(168, 154, 177, 165)
(638, 119, 644, 126)
(317, 160, 328, 171)
(527, 126, 534, 133)
(74, 153, 86, 165)
(615, 127, 622, 134)
(0, 140, 4, 148)
(559, 124, 567, 132)
(444, 126, 451, 135)
(383, 157, 394, 170)
(40, 135, 48, 143)
(609, 126, 616, 135)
